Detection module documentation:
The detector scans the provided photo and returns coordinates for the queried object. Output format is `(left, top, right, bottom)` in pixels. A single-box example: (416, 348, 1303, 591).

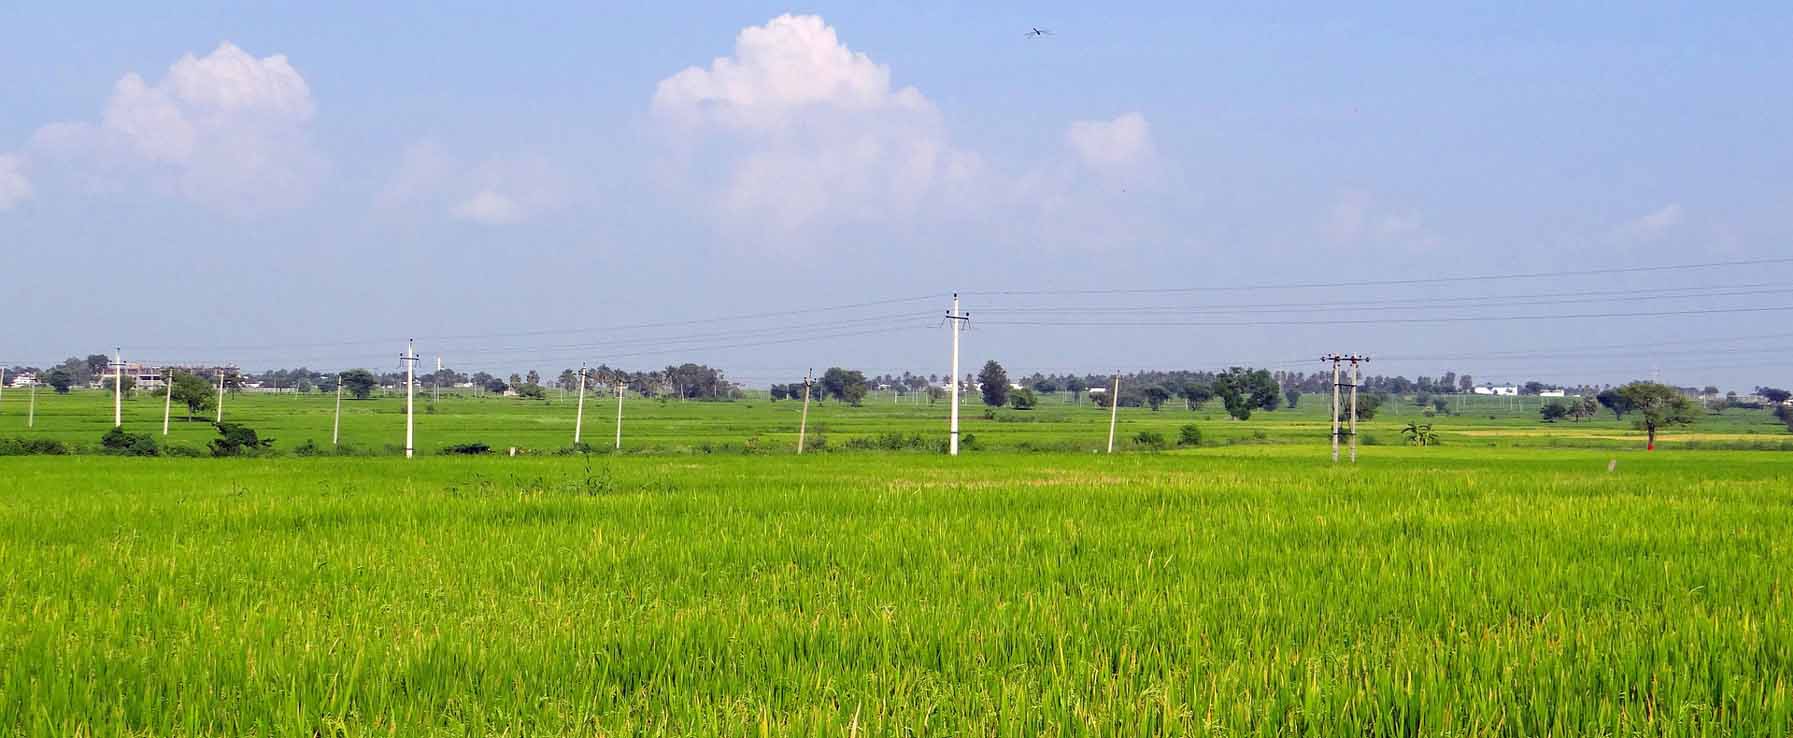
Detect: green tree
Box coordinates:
(1212, 367, 1282, 421)
(1284, 388, 1301, 409)
(1615, 382, 1698, 449)
(1539, 401, 1570, 423)
(169, 371, 217, 421)
(210, 422, 273, 457)
(1181, 382, 1214, 410)
(339, 369, 378, 400)
(1596, 388, 1631, 420)
(46, 368, 74, 394)
(1142, 385, 1172, 411)
(820, 368, 868, 406)
(1758, 387, 1790, 405)
(977, 361, 1010, 407)
(1009, 387, 1037, 410)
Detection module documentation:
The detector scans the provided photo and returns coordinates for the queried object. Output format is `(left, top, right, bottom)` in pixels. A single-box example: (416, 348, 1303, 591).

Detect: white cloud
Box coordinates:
(651, 14, 980, 238)
(1614, 203, 1684, 241)
(0, 155, 29, 210)
(378, 141, 568, 225)
(1326, 190, 1439, 250)
(1066, 112, 1153, 169)
(23, 42, 323, 213)
(452, 190, 524, 225)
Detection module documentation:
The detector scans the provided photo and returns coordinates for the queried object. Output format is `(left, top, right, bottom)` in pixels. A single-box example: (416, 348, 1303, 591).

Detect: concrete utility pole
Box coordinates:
(162, 368, 173, 436)
(216, 369, 226, 423)
(433, 356, 442, 406)
(945, 294, 970, 456)
(614, 382, 624, 450)
(1, 367, 6, 413)
(332, 377, 343, 447)
(797, 369, 813, 454)
(402, 340, 418, 459)
(27, 381, 36, 427)
(111, 348, 124, 428)
(573, 365, 588, 446)
(1323, 354, 1369, 463)
(1106, 373, 1122, 453)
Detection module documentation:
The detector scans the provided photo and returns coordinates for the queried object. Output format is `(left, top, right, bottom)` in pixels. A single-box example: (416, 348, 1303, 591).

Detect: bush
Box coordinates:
(293, 439, 326, 457)
(1133, 431, 1168, 450)
(515, 384, 548, 400)
(441, 442, 492, 455)
(1177, 424, 1203, 447)
(100, 427, 160, 457)
(210, 422, 273, 457)
(0, 437, 71, 456)
(1009, 388, 1037, 410)
(163, 444, 206, 458)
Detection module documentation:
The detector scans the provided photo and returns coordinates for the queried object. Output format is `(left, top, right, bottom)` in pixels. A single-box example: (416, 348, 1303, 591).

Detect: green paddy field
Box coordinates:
(1, 390, 1790, 735)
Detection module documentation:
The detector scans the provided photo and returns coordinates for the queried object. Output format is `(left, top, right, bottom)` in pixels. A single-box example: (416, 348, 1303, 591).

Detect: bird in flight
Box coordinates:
(1024, 27, 1053, 39)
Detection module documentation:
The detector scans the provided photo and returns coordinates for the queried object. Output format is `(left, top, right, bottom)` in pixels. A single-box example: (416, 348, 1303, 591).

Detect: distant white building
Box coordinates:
(1473, 385, 1519, 396)
(1538, 389, 1567, 398)
(1087, 387, 1109, 396)
(8, 372, 36, 388)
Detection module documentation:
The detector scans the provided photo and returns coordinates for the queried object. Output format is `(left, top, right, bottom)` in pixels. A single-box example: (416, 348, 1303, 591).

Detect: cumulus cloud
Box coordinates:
(651, 14, 981, 237)
(0, 155, 29, 210)
(1066, 112, 1154, 170)
(378, 141, 568, 225)
(22, 42, 323, 213)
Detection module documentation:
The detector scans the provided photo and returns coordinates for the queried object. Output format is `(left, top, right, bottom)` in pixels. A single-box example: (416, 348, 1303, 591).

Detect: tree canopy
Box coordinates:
(977, 361, 1009, 407)
(339, 369, 378, 400)
(1212, 367, 1281, 421)
(1614, 382, 1698, 449)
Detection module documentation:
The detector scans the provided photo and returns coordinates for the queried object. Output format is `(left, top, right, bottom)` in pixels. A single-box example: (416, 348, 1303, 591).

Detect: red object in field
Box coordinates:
(1647, 441, 1655, 451)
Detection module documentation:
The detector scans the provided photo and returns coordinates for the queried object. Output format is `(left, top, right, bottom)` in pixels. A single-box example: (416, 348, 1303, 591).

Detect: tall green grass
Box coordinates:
(2, 446, 1789, 735)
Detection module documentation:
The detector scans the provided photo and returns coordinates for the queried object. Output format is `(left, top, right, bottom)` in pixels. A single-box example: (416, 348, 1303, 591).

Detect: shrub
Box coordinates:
(0, 437, 71, 456)
(1133, 431, 1168, 450)
(210, 422, 273, 457)
(441, 442, 492, 455)
(1177, 424, 1203, 447)
(1009, 388, 1037, 410)
(293, 440, 326, 457)
(100, 427, 160, 457)
(163, 444, 205, 458)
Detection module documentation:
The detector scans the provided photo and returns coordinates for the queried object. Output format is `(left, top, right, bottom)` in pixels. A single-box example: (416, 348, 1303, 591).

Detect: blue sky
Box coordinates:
(3, 2, 1791, 389)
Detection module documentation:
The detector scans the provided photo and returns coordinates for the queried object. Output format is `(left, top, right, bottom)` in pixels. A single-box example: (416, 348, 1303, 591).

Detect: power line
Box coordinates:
(972, 283, 1793, 315)
(963, 255, 1793, 297)
(977, 304, 1793, 328)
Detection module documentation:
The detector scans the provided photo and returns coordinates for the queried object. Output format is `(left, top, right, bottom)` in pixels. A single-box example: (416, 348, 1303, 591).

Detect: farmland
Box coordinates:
(4, 387, 1791, 455)
(2, 391, 1792, 735)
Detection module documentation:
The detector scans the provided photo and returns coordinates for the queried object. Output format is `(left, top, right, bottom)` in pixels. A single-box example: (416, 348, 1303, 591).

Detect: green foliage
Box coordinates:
(1597, 388, 1632, 420)
(0, 437, 70, 455)
(46, 368, 73, 394)
(1540, 401, 1570, 423)
(1180, 382, 1214, 410)
(1132, 431, 1167, 450)
(169, 371, 217, 419)
(1141, 385, 1172, 411)
(1616, 382, 1699, 447)
(1177, 424, 1203, 447)
(1284, 388, 1300, 409)
(338, 369, 378, 400)
(209, 422, 273, 457)
(977, 360, 1009, 407)
(820, 368, 868, 406)
(515, 384, 548, 401)
(1402, 422, 1439, 446)
(440, 442, 493, 455)
(99, 427, 160, 456)
(1212, 367, 1281, 420)
(1008, 387, 1036, 410)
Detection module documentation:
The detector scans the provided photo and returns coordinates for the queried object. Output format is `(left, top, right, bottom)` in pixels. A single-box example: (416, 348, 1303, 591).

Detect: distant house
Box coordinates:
(1087, 387, 1109, 396)
(1472, 385, 1518, 396)
(8, 372, 36, 388)
(1538, 389, 1567, 398)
